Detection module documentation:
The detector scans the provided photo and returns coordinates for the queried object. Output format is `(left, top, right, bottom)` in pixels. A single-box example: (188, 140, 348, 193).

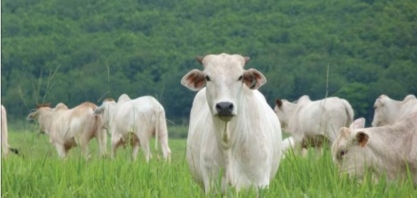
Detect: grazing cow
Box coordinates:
(1, 105, 19, 157)
(331, 114, 417, 184)
(274, 95, 354, 154)
(94, 94, 171, 162)
(372, 94, 417, 127)
(181, 53, 282, 192)
(27, 102, 106, 159)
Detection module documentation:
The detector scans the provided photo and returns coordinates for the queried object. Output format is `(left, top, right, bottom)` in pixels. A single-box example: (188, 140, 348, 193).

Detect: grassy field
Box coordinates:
(2, 127, 416, 198)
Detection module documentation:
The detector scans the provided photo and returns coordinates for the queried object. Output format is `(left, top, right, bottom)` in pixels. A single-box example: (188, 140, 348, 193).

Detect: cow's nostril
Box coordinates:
(216, 102, 234, 117)
(228, 103, 234, 112)
(216, 104, 222, 112)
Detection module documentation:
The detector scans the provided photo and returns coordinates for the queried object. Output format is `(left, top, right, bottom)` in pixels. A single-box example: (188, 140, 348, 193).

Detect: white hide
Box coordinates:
(27, 102, 106, 159)
(182, 53, 282, 192)
(372, 94, 417, 127)
(274, 95, 354, 150)
(95, 94, 171, 162)
(1, 105, 18, 157)
(332, 114, 417, 184)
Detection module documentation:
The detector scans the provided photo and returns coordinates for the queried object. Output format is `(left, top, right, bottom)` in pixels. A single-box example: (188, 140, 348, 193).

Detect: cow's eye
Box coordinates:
(374, 106, 377, 109)
(338, 149, 348, 160)
(238, 75, 243, 81)
(205, 75, 211, 81)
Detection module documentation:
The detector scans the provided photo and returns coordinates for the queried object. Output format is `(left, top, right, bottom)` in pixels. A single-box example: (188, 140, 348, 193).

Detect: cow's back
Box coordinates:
(290, 97, 352, 142)
(114, 96, 162, 132)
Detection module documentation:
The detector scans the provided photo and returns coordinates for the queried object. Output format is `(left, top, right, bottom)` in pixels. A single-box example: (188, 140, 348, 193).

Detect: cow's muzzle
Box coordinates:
(215, 102, 234, 121)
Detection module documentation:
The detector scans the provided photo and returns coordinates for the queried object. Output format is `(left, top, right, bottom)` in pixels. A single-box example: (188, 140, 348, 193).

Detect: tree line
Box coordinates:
(2, 0, 416, 126)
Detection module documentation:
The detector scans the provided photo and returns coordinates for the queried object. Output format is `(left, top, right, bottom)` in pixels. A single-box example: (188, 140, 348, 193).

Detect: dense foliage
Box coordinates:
(2, 0, 417, 124)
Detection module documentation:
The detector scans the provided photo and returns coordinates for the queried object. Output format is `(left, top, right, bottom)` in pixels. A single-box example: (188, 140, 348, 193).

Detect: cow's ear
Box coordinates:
(181, 69, 206, 91)
(350, 118, 365, 130)
(244, 56, 250, 64)
(243, 69, 266, 90)
(94, 106, 104, 114)
(356, 131, 369, 147)
(275, 99, 283, 108)
(339, 127, 350, 136)
(195, 56, 204, 65)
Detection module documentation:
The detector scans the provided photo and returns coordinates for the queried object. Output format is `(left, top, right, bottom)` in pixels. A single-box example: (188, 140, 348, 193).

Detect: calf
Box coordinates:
(274, 95, 354, 154)
(332, 114, 417, 184)
(372, 94, 417, 127)
(27, 102, 106, 159)
(94, 94, 171, 162)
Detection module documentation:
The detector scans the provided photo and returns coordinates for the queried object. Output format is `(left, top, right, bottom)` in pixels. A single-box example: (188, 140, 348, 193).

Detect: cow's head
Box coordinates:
(274, 98, 296, 131)
(331, 118, 372, 177)
(28, 103, 52, 121)
(372, 95, 391, 127)
(55, 103, 69, 110)
(181, 53, 266, 122)
(94, 98, 116, 128)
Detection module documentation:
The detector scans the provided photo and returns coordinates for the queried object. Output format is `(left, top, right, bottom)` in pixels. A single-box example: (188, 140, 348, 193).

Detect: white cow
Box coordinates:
(274, 95, 354, 154)
(94, 94, 171, 162)
(181, 53, 282, 192)
(1, 105, 19, 157)
(27, 102, 107, 159)
(331, 113, 417, 184)
(372, 94, 417, 127)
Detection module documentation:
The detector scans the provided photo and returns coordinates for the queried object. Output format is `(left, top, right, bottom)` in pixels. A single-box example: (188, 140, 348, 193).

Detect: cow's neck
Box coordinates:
(366, 121, 416, 163)
(212, 89, 257, 149)
(38, 109, 55, 134)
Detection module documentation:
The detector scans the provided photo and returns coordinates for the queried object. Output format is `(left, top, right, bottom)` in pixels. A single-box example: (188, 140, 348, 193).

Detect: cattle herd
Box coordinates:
(1, 53, 416, 192)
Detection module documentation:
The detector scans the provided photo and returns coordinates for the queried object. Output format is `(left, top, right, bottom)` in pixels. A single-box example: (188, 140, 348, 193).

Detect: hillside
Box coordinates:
(2, 0, 417, 123)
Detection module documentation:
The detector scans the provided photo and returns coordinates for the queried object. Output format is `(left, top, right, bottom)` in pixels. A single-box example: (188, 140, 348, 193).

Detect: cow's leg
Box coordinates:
(55, 144, 68, 159)
(96, 129, 107, 158)
(131, 134, 140, 161)
(157, 130, 172, 161)
(138, 134, 151, 162)
(111, 133, 123, 159)
(79, 137, 91, 160)
(156, 111, 171, 161)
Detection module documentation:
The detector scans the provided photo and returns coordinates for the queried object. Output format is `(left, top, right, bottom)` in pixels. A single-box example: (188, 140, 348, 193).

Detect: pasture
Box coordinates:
(2, 126, 416, 198)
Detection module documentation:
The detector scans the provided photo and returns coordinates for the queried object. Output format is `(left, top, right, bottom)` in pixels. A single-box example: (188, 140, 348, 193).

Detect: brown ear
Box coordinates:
(356, 132, 369, 147)
(275, 99, 283, 108)
(242, 69, 267, 90)
(195, 56, 204, 65)
(181, 69, 206, 91)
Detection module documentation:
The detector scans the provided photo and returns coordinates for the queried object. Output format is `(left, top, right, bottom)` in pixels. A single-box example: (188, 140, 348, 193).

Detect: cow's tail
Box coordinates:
(155, 109, 159, 151)
(93, 107, 106, 156)
(9, 147, 19, 155)
(342, 99, 354, 126)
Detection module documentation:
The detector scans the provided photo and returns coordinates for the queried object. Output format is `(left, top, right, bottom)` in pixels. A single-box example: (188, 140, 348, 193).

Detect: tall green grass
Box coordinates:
(2, 130, 416, 198)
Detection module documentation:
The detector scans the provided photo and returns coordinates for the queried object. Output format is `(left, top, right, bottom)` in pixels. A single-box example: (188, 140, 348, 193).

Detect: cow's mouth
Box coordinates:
(216, 115, 234, 122)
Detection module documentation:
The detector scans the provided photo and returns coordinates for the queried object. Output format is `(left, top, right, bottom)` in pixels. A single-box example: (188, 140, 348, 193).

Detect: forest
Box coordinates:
(2, 0, 417, 125)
